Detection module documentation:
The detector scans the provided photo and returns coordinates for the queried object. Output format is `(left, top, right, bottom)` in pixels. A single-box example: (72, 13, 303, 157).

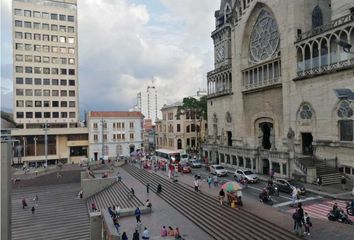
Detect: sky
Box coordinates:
(0, 0, 219, 114)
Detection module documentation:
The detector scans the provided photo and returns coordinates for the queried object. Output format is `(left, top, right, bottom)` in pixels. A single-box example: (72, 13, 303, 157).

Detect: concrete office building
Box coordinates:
(137, 83, 162, 124)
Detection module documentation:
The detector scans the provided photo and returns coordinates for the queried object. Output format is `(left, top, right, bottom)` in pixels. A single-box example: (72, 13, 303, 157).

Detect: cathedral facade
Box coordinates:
(203, 0, 354, 183)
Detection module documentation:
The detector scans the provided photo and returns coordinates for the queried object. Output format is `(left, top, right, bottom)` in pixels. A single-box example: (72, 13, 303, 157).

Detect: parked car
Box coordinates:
(273, 178, 306, 195)
(179, 163, 191, 173)
(234, 169, 259, 183)
(181, 154, 190, 162)
(210, 165, 228, 176)
(190, 160, 202, 168)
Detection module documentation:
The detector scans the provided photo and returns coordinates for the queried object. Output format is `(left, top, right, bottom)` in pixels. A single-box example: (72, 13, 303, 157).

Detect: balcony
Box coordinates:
(242, 58, 281, 92)
(207, 64, 232, 99)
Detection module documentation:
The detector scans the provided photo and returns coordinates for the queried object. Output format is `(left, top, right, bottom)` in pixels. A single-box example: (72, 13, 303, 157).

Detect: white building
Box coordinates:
(88, 111, 144, 160)
(137, 83, 162, 124)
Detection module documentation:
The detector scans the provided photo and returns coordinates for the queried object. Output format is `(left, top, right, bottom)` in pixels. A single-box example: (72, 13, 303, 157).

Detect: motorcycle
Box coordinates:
(327, 210, 353, 225)
(259, 192, 274, 206)
(346, 202, 353, 216)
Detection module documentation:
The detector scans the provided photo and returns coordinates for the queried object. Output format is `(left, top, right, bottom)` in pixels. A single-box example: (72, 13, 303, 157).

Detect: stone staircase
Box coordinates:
(315, 161, 343, 186)
(11, 183, 90, 240)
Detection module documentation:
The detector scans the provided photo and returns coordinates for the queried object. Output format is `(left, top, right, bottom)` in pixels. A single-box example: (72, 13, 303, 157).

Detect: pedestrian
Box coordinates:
(91, 202, 97, 212)
(146, 183, 150, 193)
(145, 199, 152, 208)
(160, 226, 167, 237)
(129, 187, 135, 199)
(33, 195, 39, 207)
(207, 176, 212, 188)
(219, 189, 225, 205)
(291, 187, 298, 207)
(31, 206, 35, 214)
(194, 178, 199, 192)
(292, 209, 299, 234)
(121, 232, 128, 240)
(135, 207, 141, 224)
(174, 227, 182, 240)
(304, 212, 312, 236)
(115, 205, 121, 217)
(270, 169, 274, 180)
(78, 190, 83, 199)
(167, 226, 174, 236)
(316, 176, 322, 191)
(113, 216, 120, 232)
(132, 230, 139, 240)
(213, 175, 218, 187)
(22, 198, 28, 209)
(341, 175, 346, 190)
(142, 227, 150, 239)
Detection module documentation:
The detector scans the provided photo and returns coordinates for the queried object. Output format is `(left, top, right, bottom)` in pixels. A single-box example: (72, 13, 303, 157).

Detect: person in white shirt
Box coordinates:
(291, 187, 298, 207)
(194, 179, 199, 192)
(142, 227, 150, 239)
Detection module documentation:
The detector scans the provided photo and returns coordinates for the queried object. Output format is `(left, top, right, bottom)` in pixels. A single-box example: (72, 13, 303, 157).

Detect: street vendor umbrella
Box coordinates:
(221, 181, 244, 192)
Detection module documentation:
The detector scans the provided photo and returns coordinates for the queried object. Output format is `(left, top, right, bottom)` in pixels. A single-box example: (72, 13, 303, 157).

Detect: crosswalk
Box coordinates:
(286, 200, 354, 221)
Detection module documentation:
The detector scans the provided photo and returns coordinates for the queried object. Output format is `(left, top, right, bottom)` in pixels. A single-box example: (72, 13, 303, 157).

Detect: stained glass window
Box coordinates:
(300, 104, 313, 120)
(337, 101, 353, 118)
(312, 6, 323, 28)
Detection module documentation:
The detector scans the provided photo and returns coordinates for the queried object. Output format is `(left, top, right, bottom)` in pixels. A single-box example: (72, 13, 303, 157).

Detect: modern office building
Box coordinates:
(87, 111, 144, 160)
(11, 0, 88, 165)
(137, 82, 162, 124)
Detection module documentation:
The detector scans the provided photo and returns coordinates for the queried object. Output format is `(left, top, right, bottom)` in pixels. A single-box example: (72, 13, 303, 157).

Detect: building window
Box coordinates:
(69, 101, 75, 107)
(93, 134, 98, 141)
(43, 68, 50, 74)
(17, 112, 24, 118)
(68, 26, 74, 33)
(52, 68, 58, 75)
(35, 101, 41, 107)
(33, 22, 40, 29)
(59, 25, 66, 32)
(42, 12, 49, 19)
(34, 56, 41, 63)
(15, 54, 23, 62)
(35, 112, 42, 118)
(14, 9, 22, 16)
(52, 79, 59, 85)
(68, 48, 75, 54)
(52, 57, 59, 64)
(69, 80, 75, 86)
(51, 24, 58, 31)
(15, 20, 23, 27)
(51, 46, 58, 53)
(25, 89, 33, 96)
(26, 112, 33, 118)
(43, 57, 50, 63)
(61, 101, 67, 107)
(59, 14, 66, 21)
(24, 10, 31, 17)
(130, 133, 134, 140)
(43, 79, 50, 85)
(24, 44, 32, 51)
(16, 66, 23, 73)
(68, 15, 74, 22)
(69, 69, 75, 75)
(43, 45, 49, 52)
(34, 66, 42, 73)
(43, 35, 49, 41)
(42, 23, 49, 30)
(52, 101, 59, 107)
(33, 11, 41, 18)
(61, 58, 67, 64)
(51, 13, 58, 20)
(53, 112, 59, 118)
(34, 78, 41, 85)
(339, 120, 353, 141)
(16, 78, 24, 84)
(60, 68, 67, 75)
(16, 100, 24, 107)
(68, 37, 75, 44)
(60, 79, 67, 85)
(43, 101, 50, 107)
(43, 90, 50, 96)
(15, 32, 23, 39)
(130, 122, 134, 129)
(69, 112, 76, 118)
(52, 90, 59, 96)
(61, 112, 68, 118)
(24, 21, 32, 28)
(25, 78, 32, 84)
(51, 35, 58, 42)
(61, 90, 67, 96)
(15, 43, 23, 50)
(312, 6, 323, 28)
(34, 89, 41, 96)
(68, 58, 75, 64)
(24, 32, 32, 40)
(44, 112, 50, 118)
(59, 36, 66, 43)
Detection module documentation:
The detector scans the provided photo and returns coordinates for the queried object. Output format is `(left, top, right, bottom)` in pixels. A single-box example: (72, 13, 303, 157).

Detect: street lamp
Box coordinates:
(336, 39, 354, 196)
(43, 123, 49, 168)
(100, 117, 106, 160)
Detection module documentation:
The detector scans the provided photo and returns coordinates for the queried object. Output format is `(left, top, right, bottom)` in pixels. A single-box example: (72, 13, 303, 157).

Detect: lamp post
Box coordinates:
(336, 39, 354, 196)
(100, 117, 106, 160)
(43, 123, 49, 168)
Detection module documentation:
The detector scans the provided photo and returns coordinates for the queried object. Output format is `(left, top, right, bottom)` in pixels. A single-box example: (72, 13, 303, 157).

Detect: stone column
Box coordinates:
(1, 142, 12, 240)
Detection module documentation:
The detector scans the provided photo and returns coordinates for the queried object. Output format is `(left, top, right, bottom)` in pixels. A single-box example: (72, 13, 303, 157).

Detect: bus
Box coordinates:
(155, 149, 181, 163)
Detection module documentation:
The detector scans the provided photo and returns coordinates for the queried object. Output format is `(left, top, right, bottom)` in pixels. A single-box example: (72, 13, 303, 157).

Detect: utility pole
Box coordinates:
(43, 122, 49, 168)
(100, 117, 106, 160)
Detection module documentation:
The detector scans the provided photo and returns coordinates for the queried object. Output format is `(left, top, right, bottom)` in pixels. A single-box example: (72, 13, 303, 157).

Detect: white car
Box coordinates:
(190, 160, 202, 168)
(210, 165, 227, 176)
(181, 154, 189, 162)
(234, 169, 259, 183)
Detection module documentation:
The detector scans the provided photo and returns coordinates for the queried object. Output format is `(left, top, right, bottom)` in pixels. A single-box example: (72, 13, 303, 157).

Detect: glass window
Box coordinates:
(15, 20, 22, 27)
(68, 69, 75, 75)
(26, 112, 33, 118)
(43, 101, 50, 107)
(42, 23, 49, 30)
(15, 54, 23, 61)
(43, 56, 50, 63)
(52, 101, 59, 107)
(34, 101, 42, 107)
(52, 90, 59, 96)
(24, 10, 31, 17)
(34, 11, 41, 18)
(51, 24, 58, 31)
(17, 112, 24, 118)
(61, 101, 67, 107)
(17, 100, 24, 107)
(69, 112, 76, 118)
(59, 14, 66, 21)
(24, 21, 32, 28)
(25, 67, 32, 73)
(34, 89, 42, 96)
(16, 89, 24, 96)
(14, 9, 23, 16)
(42, 12, 49, 19)
(34, 56, 41, 63)
(51, 35, 58, 42)
(69, 101, 75, 107)
(69, 91, 75, 97)
(15, 43, 23, 50)
(25, 78, 32, 84)
(34, 67, 41, 74)
(43, 90, 50, 96)
(69, 80, 75, 86)
(42, 79, 50, 85)
(52, 57, 59, 64)
(59, 36, 66, 43)
(35, 112, 42, 118)
(34, 45, 41, 52)
(43, 45, 50, 52)
(68, 26, 74, 33)
(61, 58, 67, 64)
(68, 58, 75, 64)
(61, 112, 68, 118)
(34, 22, 40, 29)
(16, 66, 23, 73)
(51, 13, 58, 20)
(53, 112, 59, 118)
(15, 32, 23, 39)
(59, 25, 66, 32)
(60, 47, 67, 54)
(22, 49, 33, 57)
(68, 15, 74, 22)
(24, 32, 32, 40)
(60, 69, 67, 75)
(60, 79, 67, 85)
(52, 79, 59, 85)
(25, 89, 33, 96)
(34, 33, 40, 40)
(339, 120, 353, 141)
(68, 48, 75, 54)
(44, 112, 50, 118)
(51, 68, 58, 75)
(16, 77, 24, 84)
(34, 78, 41, 85)
(61, 90, 67, 96)
(68, 37, 75, 44)
(25, 100, 33, 107)
(43, 68, 50, 74)
(24, 44, 32, 51)
(52, 46, 58, 53)
(43, 35, 49, 41)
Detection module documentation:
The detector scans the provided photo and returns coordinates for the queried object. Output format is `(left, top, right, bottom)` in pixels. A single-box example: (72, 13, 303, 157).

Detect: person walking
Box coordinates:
(207, 176, 212, 188)
(146, 183, 150, 193)
(291, 187, 298, 207)
(213, 175, 218, 187)
(22, 198, 28, 209)
(31, 206, 35, 215)
(219, 189, 225, 205)
(316, 176, 322, 191)
(121, 232, 128, 240)
(160, 226, 167, 237)
(132, 230, 139, 240)
(341, 175, 346, 190)
(33, 195, 39, 207)
(194, 178, 199, 192)
(135, 207, 141, 224)
(91, 202, 97, 212)
(304, 212, 312, 236)
(142, 227, 150, 240)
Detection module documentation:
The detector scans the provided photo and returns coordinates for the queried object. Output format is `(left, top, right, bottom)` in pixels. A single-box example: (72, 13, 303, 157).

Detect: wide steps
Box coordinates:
(11, 183, 90, 240)
(122, 164, 301, 240)
(320, 172, 343, 186)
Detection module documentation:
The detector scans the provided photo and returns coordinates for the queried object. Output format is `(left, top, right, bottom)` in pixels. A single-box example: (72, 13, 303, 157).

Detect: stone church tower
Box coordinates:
(204, 0, 354, 184)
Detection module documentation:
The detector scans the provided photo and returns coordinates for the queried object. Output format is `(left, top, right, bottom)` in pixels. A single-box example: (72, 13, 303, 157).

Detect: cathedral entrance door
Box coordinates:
(260, 122, 273, 150)
(262, 159, 270, 175)
(94, 152, 98, 161)
(302, 133, 313, 155)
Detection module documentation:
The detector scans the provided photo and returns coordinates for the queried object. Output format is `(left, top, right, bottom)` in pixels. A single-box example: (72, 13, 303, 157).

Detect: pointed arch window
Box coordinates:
(337, 100, 353, 118)
(312, 6, 323, 28)
(337, 100, 353, 141)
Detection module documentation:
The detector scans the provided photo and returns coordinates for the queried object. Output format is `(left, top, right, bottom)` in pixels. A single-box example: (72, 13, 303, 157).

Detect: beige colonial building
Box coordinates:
(204, 0, 354, 183)
(156, 102, 207, 154)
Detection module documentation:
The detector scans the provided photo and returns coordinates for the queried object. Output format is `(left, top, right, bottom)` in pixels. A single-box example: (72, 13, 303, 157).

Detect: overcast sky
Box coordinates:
(1, 0, 219, 113)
